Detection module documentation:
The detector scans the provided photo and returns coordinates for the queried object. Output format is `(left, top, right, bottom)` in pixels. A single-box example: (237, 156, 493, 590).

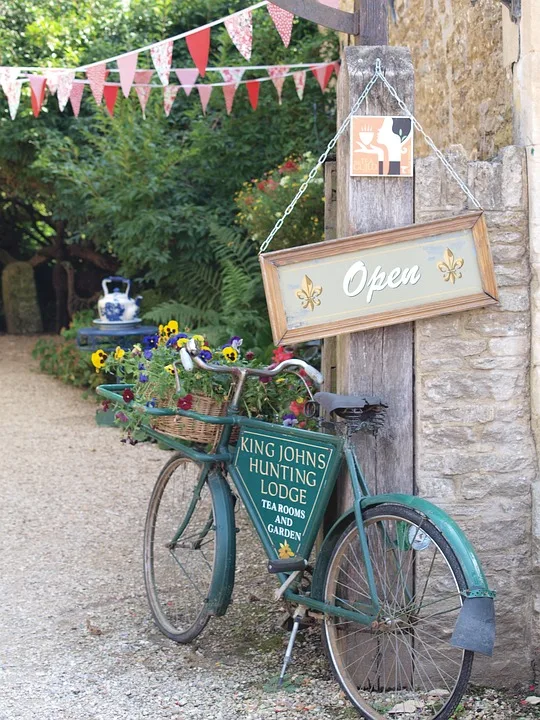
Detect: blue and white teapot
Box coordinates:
(97, 276, 142, 323)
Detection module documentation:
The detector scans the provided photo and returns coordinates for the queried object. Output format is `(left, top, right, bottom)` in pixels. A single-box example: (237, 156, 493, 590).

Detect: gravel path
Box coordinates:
(1, 335, 539, 720)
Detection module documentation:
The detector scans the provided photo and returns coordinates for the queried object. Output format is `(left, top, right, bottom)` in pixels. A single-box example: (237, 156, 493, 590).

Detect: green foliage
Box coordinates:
(235, 152, 325, 251)
(31, 309, 111, 392)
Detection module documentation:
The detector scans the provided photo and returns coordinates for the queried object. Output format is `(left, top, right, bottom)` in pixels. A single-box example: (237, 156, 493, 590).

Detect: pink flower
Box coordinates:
(290, 399, 305, 418)
(272, 346, 294, 364)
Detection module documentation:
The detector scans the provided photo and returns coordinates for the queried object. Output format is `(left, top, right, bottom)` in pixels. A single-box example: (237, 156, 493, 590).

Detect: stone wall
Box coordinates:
(389, 0, 513, 159)
(415, 145, 535, 684)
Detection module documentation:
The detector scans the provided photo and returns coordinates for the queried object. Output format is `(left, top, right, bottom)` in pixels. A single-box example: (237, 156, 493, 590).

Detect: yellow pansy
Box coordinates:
(176, 337, 188, 348)
(164, 364, 175, 375)
(222, 346, 238, 363)
(192, 334, 205, 345)
(276, 378, 286, 384)
(278, 542, 295, 559)
(91, 349, 107, 372)
(114, 346, 125, 360)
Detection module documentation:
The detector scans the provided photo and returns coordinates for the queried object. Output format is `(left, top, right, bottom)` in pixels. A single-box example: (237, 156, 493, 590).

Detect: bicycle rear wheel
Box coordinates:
(323, 504, 473, 720)
(144, 454, 218, 643)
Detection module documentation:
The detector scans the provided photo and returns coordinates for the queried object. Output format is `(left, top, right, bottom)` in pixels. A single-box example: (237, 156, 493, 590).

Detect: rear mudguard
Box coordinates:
(206, 470, 236, 617)
(311, 494, 495, 656)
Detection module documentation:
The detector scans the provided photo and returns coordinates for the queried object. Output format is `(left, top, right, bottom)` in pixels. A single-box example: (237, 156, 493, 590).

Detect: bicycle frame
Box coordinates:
(97, 382, 496, 651)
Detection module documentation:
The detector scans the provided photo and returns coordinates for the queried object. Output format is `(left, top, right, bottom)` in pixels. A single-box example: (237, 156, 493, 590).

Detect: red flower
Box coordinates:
(177, 394, 193, 411)
(266, 178, 278, 192)
(272, 346, 294, 364)
(278, 159, 299, 174)
(122, 388, 135, 403)
(298, 421, 306, 429)
(246, 351, 255, 361)
(290, 399, 305, 417)
(257, 180, 267, 191)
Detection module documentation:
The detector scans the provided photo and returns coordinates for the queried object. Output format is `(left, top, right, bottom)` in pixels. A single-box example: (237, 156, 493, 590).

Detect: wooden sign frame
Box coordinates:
(259, 211, 498, 345)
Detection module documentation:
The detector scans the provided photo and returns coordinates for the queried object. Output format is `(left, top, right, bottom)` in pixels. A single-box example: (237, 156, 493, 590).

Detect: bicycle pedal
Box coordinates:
(268, 557, 308, 574)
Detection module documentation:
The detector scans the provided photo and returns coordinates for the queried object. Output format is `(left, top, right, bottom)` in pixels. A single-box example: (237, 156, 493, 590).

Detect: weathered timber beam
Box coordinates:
(269, 0, 359, 34)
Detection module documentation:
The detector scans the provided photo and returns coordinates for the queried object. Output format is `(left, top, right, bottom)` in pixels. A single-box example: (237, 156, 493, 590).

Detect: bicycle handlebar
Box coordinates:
(176, 341, 323, 389)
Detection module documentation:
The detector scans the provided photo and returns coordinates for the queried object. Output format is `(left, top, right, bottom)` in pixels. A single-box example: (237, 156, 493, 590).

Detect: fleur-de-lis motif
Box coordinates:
(296, 275, 322, 311)
(437, 248, 464, 284)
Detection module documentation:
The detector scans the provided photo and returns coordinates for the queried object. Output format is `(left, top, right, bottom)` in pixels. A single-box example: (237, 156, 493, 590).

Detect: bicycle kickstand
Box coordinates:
(278, 606, 306, 687)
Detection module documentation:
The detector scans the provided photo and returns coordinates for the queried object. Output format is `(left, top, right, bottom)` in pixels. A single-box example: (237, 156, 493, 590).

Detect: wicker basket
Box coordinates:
(141, 385, 229, 445)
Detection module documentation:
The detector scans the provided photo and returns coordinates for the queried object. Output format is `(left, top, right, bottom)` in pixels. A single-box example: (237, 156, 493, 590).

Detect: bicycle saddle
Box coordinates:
(314, 391, 387, 415)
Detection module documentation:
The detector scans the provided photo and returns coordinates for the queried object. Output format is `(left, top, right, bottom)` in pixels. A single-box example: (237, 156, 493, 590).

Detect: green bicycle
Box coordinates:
(98, 340, 495, 720)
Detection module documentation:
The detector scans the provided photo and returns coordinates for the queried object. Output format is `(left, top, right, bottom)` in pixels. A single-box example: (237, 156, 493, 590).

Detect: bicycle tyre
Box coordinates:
(144, 454, 220, 643)
(322, 503, 473, 720)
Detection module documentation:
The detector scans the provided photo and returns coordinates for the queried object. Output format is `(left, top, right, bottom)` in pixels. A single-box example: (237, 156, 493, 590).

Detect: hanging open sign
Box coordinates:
(259, 211, 498, 345)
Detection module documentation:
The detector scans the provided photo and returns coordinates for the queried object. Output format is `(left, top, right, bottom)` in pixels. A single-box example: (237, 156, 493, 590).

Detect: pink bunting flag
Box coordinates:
(57, 70, 75, 112)
(220, 68, 245, 89)
(69, 81, 85, 117)
(29, 75, 47, 117)
(117, 52, 138, 97)
(86, 63, 108, 105)
(333, 61, 340, 77)
(267, 66, 289, 105)
(224, 9, 253, 61)
(311, 64, 333, 92)
(163, 85, 179, 116)
(197, 85, 212, 114)
(186, 28, 211, 77)
(150, 40, 173, 86)
(44, 69, 62, 95)
(134, 70, 153, 85)
(135, 85, 151, 118)
(175, 69, 199, 96)
(267, 3, 294, 48)
(222, 85, 237, 115)
(103, 84, 120, 116)
(293, 70, 306, 100)
(0, 67, 22, 119)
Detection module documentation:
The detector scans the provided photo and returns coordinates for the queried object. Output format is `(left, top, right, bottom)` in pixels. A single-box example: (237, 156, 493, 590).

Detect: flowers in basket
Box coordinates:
(92, 321, 318, 443)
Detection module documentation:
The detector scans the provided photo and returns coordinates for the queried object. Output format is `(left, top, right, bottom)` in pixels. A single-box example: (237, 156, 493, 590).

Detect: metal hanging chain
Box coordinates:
(259, 58, 481, 255)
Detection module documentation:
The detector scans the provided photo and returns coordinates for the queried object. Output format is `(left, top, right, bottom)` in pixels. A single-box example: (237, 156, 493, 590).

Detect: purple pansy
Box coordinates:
(166, 333, 188, 348)
(199, 348, 212, 362)
(139, 373, 149, 383)
(143, 334, 159, 349)
(282, 413, 298, 427)
(143, 349, 153, 361)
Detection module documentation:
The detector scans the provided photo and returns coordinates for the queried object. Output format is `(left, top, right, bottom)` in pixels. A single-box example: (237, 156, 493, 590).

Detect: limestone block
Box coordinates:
(494, 257, 531, 286)
(1, 261, 43, 334)
(489, 336, 529, 356)
(486, 210, 528, 230)
(465, 310, 529, 335)
(491, 242, 526, 263)
(496, 287, 530, 312)
(422, 370, 524, 403)
(501, 146, 527, 209)
(468, 160, 503, 210)
(418, 338, 488, 358)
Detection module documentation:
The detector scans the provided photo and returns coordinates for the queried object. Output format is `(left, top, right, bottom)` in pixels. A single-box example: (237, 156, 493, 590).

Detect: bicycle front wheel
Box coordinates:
(144, 454, 218, 643)
(323, 504, 473, 720)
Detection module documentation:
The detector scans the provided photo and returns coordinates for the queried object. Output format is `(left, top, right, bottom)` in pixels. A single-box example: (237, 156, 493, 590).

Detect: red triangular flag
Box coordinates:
(267, 4, 294, 47)
(135, 86, 151, 117)
(311, 64, 333, 92)
(186, 27, 210, 78)
(103, 84, 119, 116)
(197, 85, 212, 114)
(222, 84, 237, 115)
(69, 81, 85, 117)
(175, 69, 199, 96)
(246, 80, 260, 111)
(333, 61, 340, 77)
(86, 63, 108, 105)
(117, 52, 138, 97)
(29, 75, 47, 117)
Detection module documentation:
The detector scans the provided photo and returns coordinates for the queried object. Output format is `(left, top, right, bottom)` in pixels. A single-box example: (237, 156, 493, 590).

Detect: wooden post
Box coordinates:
(335, 45, 415, 510)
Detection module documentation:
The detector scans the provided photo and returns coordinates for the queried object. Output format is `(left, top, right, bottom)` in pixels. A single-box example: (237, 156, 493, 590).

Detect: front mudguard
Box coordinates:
(206, 470, 236, 617)
(311, 494, 495, 656)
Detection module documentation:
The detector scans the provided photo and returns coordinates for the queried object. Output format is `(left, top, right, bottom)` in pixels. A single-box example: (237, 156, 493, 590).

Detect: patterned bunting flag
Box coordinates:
(293, 70, 306, 100)
(134, 70, 153, 85)
(175, 69, 199, 96)
(220, 68, 245, 89)
(69, 81, 85, 117)
(0, 68, 22, 119)
(44, 69, 62, 95)
(163, 85, 180, 116)
(246, 80, 260, 111)
(86, 63, 108, 105)
(267, 66, 289, 105)
(267, 4, 294, 47)
(224, 9, 253, 60)
(117, 52, 138, 97)
(151, 41, 173, 86)
(186, 28, 211, 77)
(135, 85, 151, 117)
(57, 70, 75, 112)
(197, 85, 212, 114)
(222, 84, 237, 115)
(29, 75, 47, 117)
(103, 84, 120, 116)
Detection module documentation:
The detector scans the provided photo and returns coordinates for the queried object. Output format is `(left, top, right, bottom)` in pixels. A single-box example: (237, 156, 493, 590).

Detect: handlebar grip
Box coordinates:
(179, 348, 194, 372)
